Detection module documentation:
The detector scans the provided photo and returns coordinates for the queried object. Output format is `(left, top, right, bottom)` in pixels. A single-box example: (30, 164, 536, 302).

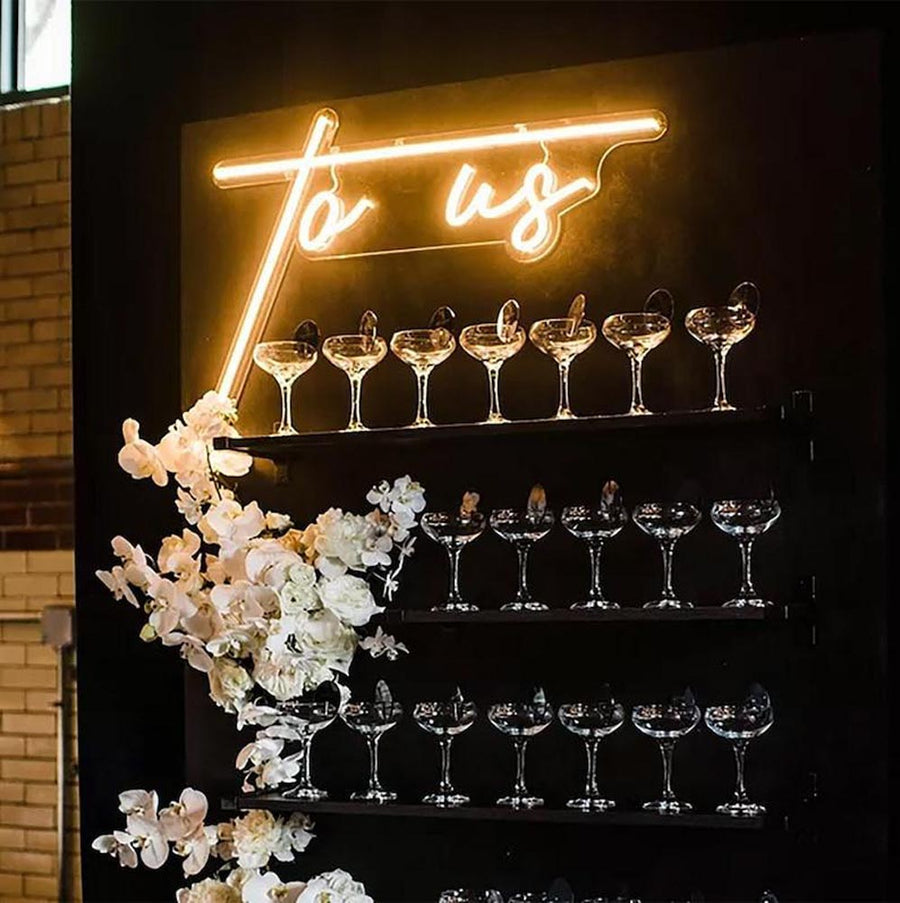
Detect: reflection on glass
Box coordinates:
(341, 682, 402, 803)
(685, 282, 759, 411)
(390, 327, 456, 426)
(559, 698, 625, 810)
(277, 698, 336, 801)
(438, 892, 504, 903)
(421, 505, 485, 612)
(252, 340, 317, 435)
(711, 498, 781, 608)
(632, 502, 701, 610)
(414, 690, 477, 807)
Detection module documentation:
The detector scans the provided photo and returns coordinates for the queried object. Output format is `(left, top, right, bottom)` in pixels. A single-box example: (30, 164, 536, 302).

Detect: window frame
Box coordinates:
(1, 0, 70, 102)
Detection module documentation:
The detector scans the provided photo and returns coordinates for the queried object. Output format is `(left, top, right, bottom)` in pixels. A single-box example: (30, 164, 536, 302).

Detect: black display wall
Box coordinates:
(72, 4, 893, 902)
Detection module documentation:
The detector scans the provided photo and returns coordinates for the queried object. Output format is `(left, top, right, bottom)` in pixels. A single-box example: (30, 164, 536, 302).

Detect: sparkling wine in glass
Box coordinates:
(559, 695, 625, 810)
(602, 289, 673, 415)
(390, 306, 457, 427)
(562, 480, 628, 610)
(277, 695, 337, 801)
(421, 493, 485, 612)
(322, 310, 388, 431)
(460, 299, 526, 424)
(414, 688, 477, 807)
(685, 281, 759, 411)
(253, 335, 318, 435)
(711, 497, 781, 608)
(488, 689, 554, 808)
(704, 684, 774, 817)
(632, 502, 701, 609)
(341, 681, 402, 803)
(632, 690, 701, 814)
(529, 293, 597, 419)
(490, 485, 554, 611)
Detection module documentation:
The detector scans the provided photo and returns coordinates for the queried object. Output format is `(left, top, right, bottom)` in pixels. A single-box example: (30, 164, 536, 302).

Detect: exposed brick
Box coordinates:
(0, 187, 34, 210)
(3, 296, 61, 321)
(24, 737, 55, 759)
(0, 781, 25, 803)
(4, 203, 68, 229)
(0, 322, 30, 343)
(0, 553, 27, 573)
(0, 623, 39, 644)
(33, 137, 68, 161)
(0, 415, 31, 437)
(0, 343, 58, 367)
(0, 368, 29, 390)
(0, 826, 25, 848)
(25, 874, 57, 897)
(0, 759, 55, 783)
(31, 228, 68, 251)
(0, 736, 25, 757)
(2, 251, 60, 277)
(25, 551, 72, 573)
(30, 318, 69, 342)
(1, 573, 59, 597)
(4, 160, 57, 186)
(34, 180, 69, 206)
(0, 389, 58, 413)
(0, 646, 25, 666)
(31, 272, 69, 294)
(0, 870, 23, 894)
(0, 669, 56, 690)
(0, 435, 58, 457)
(0, 232, 34, 255)
(0, 278, 31, 299)
(0, 141, 35, 165)
(39, 103, 68, 137)
(22, 106, 42, 140)
(30, 366, 69, 388)
(0, 846, 54, 871)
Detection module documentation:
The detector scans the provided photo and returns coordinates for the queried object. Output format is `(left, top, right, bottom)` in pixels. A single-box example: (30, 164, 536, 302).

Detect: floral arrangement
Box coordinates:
(93, 391, 424, 900)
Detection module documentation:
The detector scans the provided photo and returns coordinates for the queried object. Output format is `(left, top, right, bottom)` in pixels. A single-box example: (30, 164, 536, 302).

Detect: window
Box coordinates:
(1, 0, 70, 98)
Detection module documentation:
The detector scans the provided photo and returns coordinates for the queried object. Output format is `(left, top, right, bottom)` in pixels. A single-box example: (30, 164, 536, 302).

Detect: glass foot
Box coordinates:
(627, 405, 652, 416)
(716, 800, 766, 818)
(282, 785, 328, 802)
(570, 599, 620, 611)
(343, 423, 368, 432)
(484, 413, 508, 425)
(273, 425, 299, 436)
(500, 601, 549, 612)
(423, 791, 470, 807)
(643, 598, 693, 610)
(566, 797, 616, 811)
(710, 402, 736, 412)
(496, 794, 544, 809)
(642, 799, 693, 815)
(351, 789, 396, 804)
(723, 596, 773, 609)
(431, 601, 480, 613)
(554, 409, 576, 420)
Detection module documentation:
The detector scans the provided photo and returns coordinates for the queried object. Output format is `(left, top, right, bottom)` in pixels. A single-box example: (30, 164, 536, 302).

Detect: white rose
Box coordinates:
(176, 877, 240, 903)
(293, 610, 357, 674)
(298, 869, 372, 903)
(318, 574, 381, 627)
(252, 651, 329, 701)
(207, 659, 253, 713)
(245, 541, 305, 591)
(279, 563, 320, 615)
(312, 509, 371, 576)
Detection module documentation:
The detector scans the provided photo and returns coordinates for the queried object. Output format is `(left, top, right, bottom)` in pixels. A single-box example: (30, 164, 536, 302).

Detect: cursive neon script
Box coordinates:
(212, 106, 666, 397)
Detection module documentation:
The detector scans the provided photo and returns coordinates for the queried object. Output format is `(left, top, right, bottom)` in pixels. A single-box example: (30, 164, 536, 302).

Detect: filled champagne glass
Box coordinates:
(414, 689, 477, 807)
(529, 293, 597, 419)
(602, 289, 673, 415)
(341, 681, 402, 803)
(685, 281, 759, 411)
(253, 339, 317, 435)
(390, 306, 456, 427)
(632, 502, 701, 609)
(322, 310, 387, 431)
(460, 299, 525, 424)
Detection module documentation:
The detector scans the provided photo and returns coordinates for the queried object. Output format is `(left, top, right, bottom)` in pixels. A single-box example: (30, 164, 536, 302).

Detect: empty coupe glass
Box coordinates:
(488, 691, 554, 808)
(632, 502, 701, 609)
(252, 340, 317, 435)
(460, 299, 526, 424)
(685, 281, 759, 411)
(705, 684, 774, 817)
(421, 504, 485, 612)
(277, 697, 337, 801)
(632, 690, 701, 814)
(322, 310, 388, 431)
(559, 697, 625, 810)
(490, 487, 554, 611)
(508, 895, 571, 903)
(562, 481, 628, 610)
(529, 293, 597, 419)
(439, 892, 504, 903)
(601, 289, 673, 415)
(341, 681, 402, 803)
(711, 498, 781, 608)
(414, 689, 478, 806)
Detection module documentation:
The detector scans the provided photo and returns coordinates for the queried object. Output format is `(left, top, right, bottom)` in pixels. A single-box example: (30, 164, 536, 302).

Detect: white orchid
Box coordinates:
(96, 565, 139, 607)
(241, 871, 305, 903)
(118, 418, 168, 487)
(360, 625, 409, 661)
(91, 831, 139, 869)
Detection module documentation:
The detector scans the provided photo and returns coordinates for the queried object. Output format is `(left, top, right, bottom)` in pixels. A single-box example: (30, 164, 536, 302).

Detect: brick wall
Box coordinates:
(1, 98, 78, 903)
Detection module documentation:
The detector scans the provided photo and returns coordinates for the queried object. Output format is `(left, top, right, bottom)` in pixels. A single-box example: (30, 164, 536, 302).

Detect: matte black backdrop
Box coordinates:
(72, 4, 894, 902)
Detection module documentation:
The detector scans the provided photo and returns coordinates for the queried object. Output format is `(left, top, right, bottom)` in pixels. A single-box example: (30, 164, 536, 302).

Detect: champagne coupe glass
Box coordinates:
(704, 684, 774, 817)
(529, 293, 597, 419)
(277, 697, 337, 801)
(413, 690, 478, 806)
(558, 697, 625, 810)
(252, 340, 317, 435)
(711, 498, 781, 608)
(562, 481, 628, 610)
(390, 306, 457, 427)
(322, 310, 388, 431)
(460, 299, 526, 424)
(490, 487, 554, 611)
(488, 691, 554, 808)
(632, 502, 701, 609)
(685, 281, 759, 411)
(341, 681, 402, 803)
(439, 893, 504, 903)
(508, 895, 570, 903)
(601, 289, 673, 415)
(632, 690, 701, 814)
(421, 504, 485, 612)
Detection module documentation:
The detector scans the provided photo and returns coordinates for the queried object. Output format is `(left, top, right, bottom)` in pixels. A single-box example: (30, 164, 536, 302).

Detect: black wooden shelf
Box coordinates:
(213, 402, 799, 461)
(227, 795, 767, 829)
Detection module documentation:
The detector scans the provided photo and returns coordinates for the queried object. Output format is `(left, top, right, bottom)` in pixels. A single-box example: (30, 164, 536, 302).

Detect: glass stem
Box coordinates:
(732, 739, 749, 803)
(584, 738, 600, 799)
(557, 360, 572, 417)
(367, 736, 382, 792)
(414, 366, 431, 425)
(738, 538, 756, 597)
(486, 362, 503, 421)
(713, 346, 731, 409)
(515, 543, 532, 602)
(446, 545, 463, 603)
(278, 380, 295, 433)
(439, 738, 454, 795)
(300, 733, 313, 789)
(660, 539, 676, 601)
(348, 373, 364, 430)
(513, 738, 529, 797)
(587, 541, 606, 602)
(659, 738, 676, 801)
(629, 353, 645, 413)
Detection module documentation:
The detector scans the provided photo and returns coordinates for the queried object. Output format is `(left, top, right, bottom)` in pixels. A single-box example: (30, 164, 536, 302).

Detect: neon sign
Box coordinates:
(212, 106, 667, 397)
